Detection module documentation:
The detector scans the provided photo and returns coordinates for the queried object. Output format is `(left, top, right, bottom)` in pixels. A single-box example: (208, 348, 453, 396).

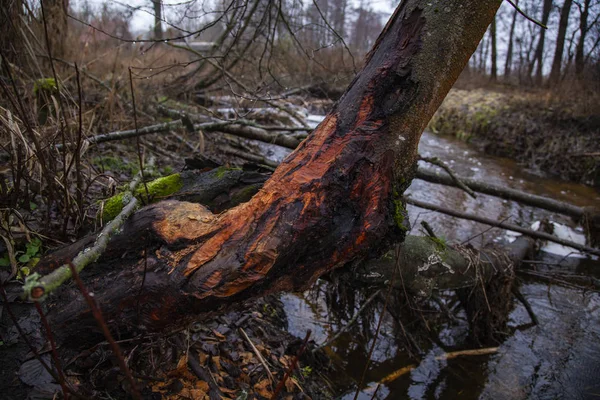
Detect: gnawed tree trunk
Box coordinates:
(35, 0, 502, 345)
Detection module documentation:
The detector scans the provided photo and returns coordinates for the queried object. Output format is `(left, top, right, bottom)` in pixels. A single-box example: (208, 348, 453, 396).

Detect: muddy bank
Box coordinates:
(428, 88, 600, 186)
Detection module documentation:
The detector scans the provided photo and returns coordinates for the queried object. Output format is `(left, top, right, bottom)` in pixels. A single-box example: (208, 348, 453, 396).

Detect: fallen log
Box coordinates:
(198, 150, 598, 255)
(34, 167, 269, 276)
(345, 234, 534, 295)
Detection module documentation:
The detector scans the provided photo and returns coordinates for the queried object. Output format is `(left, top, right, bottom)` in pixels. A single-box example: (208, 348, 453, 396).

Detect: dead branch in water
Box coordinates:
(405, 197, 600, 257)
(379, 347, 499, 384)
(415, 168, 585, 219)
(419, 156, 477, 198)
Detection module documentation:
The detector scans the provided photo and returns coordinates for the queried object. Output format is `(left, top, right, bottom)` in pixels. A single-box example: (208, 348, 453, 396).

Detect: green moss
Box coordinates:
(214, 166, 241, 179)
(102, 192, 126, 221)
(393, 199, 408, 232)
(427, 235, 447, 252)
(33, 78, 57, 96)
(135, 173, 183, 201)
(102, 174, 183, 222)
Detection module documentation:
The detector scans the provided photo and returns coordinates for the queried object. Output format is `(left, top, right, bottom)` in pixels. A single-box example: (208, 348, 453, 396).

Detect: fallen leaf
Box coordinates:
(180, 388, 208, 399)
(254, 378, 273, 398)
(212, 329, 226, 341)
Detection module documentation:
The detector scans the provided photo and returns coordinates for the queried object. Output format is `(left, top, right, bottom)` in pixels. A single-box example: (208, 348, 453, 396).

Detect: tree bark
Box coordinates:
(530, 0, 553, 85)
(490, 16, 497, 81)
(575, 0, 590, 77)
(504, 0, 518, 79)
(35, 0, 502, 344)
(42, 0, 70, 59)
(0, 0, 24, 64)
(152, 0, 163, 40)
(549, 0, 573, 84)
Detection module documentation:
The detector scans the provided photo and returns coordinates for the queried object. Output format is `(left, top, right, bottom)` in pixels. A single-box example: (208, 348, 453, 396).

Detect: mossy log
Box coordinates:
(100, 168, 268, 221)
(347, 235, 534, 295)
(32, 0, 501, 345)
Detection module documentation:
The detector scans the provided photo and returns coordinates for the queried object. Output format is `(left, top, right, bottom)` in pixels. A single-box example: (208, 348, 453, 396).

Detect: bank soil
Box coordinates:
(428, 88, 600, 186)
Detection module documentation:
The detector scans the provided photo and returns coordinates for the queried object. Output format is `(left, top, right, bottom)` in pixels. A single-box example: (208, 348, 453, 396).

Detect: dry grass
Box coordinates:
(428, 85, 600, 186)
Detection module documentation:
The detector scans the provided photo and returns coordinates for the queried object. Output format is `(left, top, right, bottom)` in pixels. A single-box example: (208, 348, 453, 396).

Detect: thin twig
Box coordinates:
(68, 262, 141, 400)
(129, 67, 149, 201)
(420, 220, 437, 239)
(512, 286, 538, 325)
(34, 302, 70, 399)
(239, 327, 275, 383)
(419, 156, 476, 198)
(406, 197, 600, 257)
(369, 383, 381, 400)
(379, 347, 498, 384)
(74, 64, 84, 223)
(505, 0, 548, 29)
(271, 330, 311, 400)
(415, 168, 583, 219)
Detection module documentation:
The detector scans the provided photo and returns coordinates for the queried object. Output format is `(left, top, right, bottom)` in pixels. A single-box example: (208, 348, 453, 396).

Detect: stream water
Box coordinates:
(264, 123, 600, 399)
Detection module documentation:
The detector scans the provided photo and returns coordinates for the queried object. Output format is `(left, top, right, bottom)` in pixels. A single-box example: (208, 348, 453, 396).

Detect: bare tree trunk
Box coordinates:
(34, 0, 502, 345)
(152, 0, 163, 40)
(524, 23, 538, 83)
(42, 0, 69, 58)
(504, 0, 519, 79)
(575, 0, 590, 77)
(479, 32, 489, 73)
(531, 0, 553, 85)
(0, 0, 24, 64)
(549, 0, 573, 85)
(490, 16, 497, 81)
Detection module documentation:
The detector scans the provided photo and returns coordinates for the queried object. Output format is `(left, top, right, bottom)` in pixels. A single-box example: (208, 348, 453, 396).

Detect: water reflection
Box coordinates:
(279, 130, 600, 399)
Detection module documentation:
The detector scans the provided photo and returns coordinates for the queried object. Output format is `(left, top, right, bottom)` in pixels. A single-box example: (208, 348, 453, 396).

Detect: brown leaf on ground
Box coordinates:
(254, 378, 273, 398)
(166, 355, 196, 381)
(240, 351, 254, 364)
(198, 351, 208, 365)
(212, 329, 227, 341)
(194, 380, 209, 392)
(179, 387, 208, 399)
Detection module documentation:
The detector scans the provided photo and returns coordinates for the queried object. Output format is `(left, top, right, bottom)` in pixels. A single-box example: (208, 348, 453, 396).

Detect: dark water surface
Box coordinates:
(277, 129, 600, 399)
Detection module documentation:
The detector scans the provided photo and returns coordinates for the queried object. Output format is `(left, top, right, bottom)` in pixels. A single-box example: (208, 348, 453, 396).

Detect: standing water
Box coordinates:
(272, 120, 600, 399)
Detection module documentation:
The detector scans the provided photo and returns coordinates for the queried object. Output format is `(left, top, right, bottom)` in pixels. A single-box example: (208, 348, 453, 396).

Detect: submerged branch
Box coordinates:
(415, 168, 584, 219)
(405, 197, 600, 257)
(419, 156, 476, 198)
